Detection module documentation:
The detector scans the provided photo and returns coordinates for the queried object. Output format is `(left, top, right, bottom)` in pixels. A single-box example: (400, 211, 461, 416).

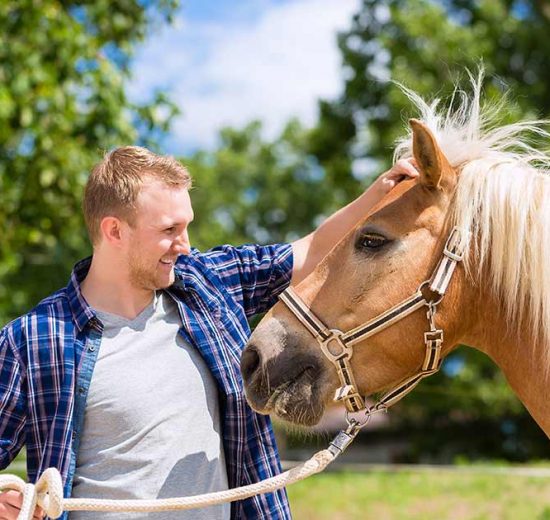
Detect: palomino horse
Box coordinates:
(241, 74, 550, 436)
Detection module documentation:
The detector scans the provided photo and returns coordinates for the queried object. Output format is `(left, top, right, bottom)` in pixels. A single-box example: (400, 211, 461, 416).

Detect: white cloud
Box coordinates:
(129, 0, 359, 152)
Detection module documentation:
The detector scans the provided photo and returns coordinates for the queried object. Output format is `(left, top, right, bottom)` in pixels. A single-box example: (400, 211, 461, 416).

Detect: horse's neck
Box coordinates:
(463, 295, 550, 437)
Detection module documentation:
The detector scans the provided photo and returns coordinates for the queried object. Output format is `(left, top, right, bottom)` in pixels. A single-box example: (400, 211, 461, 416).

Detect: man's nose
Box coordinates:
(173, 231, 191, 255)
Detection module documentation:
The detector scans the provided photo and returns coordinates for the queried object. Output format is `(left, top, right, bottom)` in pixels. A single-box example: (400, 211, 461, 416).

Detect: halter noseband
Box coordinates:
(279, 227, 468, 419)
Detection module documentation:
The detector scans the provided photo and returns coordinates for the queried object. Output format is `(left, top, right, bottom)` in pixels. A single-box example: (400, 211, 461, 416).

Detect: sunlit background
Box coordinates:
(2, 1, 550, 517)
(129, 0, 359, 152)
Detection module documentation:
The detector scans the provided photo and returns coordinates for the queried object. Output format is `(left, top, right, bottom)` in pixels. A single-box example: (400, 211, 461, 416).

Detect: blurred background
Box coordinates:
(2, 1, 550, 517)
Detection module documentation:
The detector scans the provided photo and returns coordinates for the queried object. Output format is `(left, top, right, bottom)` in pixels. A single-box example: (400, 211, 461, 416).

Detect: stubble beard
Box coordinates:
(127, 249, 174, 291)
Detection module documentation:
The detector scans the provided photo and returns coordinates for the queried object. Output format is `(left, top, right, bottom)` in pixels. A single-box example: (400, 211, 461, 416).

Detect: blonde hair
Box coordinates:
(394, 70, 550, 345)
(83, 146, 192, 244)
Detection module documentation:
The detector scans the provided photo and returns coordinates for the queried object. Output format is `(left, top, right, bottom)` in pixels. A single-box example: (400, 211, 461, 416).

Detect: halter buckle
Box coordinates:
(443, 226, 467, 261)
(424, 329, 444, 343)
(320, 329, 353, 361)
(423, 329, 444, 371)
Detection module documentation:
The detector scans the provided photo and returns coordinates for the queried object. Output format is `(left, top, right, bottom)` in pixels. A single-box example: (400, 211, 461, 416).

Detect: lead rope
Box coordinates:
(0, 421, 364, 520)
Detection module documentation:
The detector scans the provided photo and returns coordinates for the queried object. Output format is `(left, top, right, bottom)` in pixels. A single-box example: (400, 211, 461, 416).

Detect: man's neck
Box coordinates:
(80, 254, 154, 320)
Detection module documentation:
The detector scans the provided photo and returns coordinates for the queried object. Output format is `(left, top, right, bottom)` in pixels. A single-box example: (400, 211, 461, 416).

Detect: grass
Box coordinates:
(287, 469, 550, 520)
(1, 453, 26, 480)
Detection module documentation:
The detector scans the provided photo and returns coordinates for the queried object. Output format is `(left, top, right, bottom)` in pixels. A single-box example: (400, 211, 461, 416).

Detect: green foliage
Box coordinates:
(186, 120, 339, 251)
(313, 0, 550, 178)
(0, 0, 178, 323)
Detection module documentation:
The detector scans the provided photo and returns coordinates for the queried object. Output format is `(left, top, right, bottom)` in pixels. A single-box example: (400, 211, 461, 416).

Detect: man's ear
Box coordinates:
(100, 216, 124, 246)
(410, 118, 454, 190)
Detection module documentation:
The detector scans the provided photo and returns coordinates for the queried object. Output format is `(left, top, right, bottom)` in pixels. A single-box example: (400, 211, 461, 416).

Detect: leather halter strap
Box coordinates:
(279, 227, 468, 414)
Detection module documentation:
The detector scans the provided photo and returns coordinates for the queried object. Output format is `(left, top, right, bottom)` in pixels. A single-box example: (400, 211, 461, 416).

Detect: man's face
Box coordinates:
(123, 179, 193, 291)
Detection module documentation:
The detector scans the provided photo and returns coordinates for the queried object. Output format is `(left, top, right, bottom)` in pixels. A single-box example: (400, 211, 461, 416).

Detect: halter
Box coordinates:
(279, 226, 468, 419)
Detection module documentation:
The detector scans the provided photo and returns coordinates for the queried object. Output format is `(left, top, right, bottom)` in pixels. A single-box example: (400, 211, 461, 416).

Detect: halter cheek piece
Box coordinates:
(279, 227, 468, 418)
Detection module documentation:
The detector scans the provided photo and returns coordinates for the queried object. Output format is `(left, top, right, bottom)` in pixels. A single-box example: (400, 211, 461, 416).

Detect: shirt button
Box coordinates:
(88, 344, 95, 352)
(78, 387, 85, 395)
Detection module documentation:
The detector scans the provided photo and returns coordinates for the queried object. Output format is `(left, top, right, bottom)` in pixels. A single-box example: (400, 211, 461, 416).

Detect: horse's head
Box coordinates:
(242, 72, 550, 434)
(241, 119, 472, 425)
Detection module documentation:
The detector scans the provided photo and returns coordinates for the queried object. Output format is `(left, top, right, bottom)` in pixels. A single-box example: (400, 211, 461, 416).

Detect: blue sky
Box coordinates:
(129, 0, 360, 153)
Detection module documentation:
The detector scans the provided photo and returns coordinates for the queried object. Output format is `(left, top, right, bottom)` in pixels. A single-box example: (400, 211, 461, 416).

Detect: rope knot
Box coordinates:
(35, 468, 64, 519)
(0, 468, 64, 520)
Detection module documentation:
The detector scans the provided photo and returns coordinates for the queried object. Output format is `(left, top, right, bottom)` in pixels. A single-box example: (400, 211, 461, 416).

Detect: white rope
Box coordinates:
(0, 449, 336, 519)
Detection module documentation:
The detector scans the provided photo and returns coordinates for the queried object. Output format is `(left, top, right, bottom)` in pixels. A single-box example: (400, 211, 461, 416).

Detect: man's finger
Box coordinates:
(383, 178, 396, 189)
(0, 491, 44, 520)
(0, 501, 23, 520)
(0, 490, 21, 520)
(0, 491, 23, 508)
(395, 159, 419, 177)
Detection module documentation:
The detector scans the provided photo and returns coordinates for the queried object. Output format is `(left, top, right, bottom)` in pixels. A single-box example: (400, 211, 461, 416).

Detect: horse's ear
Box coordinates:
(410, 119, 453, 190)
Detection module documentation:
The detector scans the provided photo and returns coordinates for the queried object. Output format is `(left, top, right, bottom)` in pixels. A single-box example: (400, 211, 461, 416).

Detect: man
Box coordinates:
(0, 147, 418, 519)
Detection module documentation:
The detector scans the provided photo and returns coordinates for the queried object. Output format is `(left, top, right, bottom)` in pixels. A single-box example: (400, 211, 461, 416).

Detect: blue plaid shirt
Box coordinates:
(0, 244, 293, 519)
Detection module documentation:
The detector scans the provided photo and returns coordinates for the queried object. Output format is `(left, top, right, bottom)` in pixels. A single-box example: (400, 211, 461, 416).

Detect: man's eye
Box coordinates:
(165, 227, 176, 234)
(356, 233, 388, 251)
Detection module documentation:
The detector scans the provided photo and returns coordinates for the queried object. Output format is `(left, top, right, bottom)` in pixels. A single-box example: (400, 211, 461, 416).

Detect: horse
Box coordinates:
(240, 72, 550, 437)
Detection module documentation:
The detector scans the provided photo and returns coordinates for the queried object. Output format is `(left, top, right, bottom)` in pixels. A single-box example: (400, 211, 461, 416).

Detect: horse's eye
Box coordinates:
(356, 233, 388, 251)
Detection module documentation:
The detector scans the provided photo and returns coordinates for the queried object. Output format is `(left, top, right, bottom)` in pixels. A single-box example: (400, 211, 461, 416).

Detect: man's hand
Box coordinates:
(371, 158, 420, 194)
(0, 490, 44, 520)
(291, 157, 420, 284)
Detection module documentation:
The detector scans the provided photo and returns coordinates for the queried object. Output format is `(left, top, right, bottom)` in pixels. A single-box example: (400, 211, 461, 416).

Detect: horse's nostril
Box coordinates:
(241, 346, 261, 382)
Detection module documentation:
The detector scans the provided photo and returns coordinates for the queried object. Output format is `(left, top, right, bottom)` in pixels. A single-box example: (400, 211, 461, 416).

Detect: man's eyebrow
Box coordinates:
(157, 218, 193, 229)
(158, 222, 179, 228)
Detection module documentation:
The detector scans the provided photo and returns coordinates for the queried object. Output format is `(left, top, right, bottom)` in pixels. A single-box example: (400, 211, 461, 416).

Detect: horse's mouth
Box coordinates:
(263, 367, 325, 426)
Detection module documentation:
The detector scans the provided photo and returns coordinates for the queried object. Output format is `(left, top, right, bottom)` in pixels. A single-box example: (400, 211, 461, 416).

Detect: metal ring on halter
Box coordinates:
(345, 409, 371, 428)
(418, 280, 444, 306)
(320, 329, 353, 361)
(344, 400, 390, 428)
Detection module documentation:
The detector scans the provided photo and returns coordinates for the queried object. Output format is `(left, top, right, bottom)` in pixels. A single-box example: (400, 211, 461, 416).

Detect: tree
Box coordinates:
(0, 0, 178, 323)
(312, 0, 550, 178)
(186, 120, 339, 253)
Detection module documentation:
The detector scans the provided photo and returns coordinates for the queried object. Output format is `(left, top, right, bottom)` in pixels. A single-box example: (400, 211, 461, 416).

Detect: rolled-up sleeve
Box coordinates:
(198, 243, 293, 318)
(0, 328, 26, 469)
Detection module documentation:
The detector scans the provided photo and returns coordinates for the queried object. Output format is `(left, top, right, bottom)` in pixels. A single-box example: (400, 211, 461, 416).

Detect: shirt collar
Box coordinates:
(66, 257, 97, 332)
(170, 250, 199, 292)
(67, 252, 216, 331)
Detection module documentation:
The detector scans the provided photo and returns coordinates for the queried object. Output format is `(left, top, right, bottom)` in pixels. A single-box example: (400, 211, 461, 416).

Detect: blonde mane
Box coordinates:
(394, 71, 550, 346)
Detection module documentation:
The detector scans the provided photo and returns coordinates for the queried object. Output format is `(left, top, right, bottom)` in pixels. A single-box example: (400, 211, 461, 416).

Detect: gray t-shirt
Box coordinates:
(71, 292, 230, 519)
